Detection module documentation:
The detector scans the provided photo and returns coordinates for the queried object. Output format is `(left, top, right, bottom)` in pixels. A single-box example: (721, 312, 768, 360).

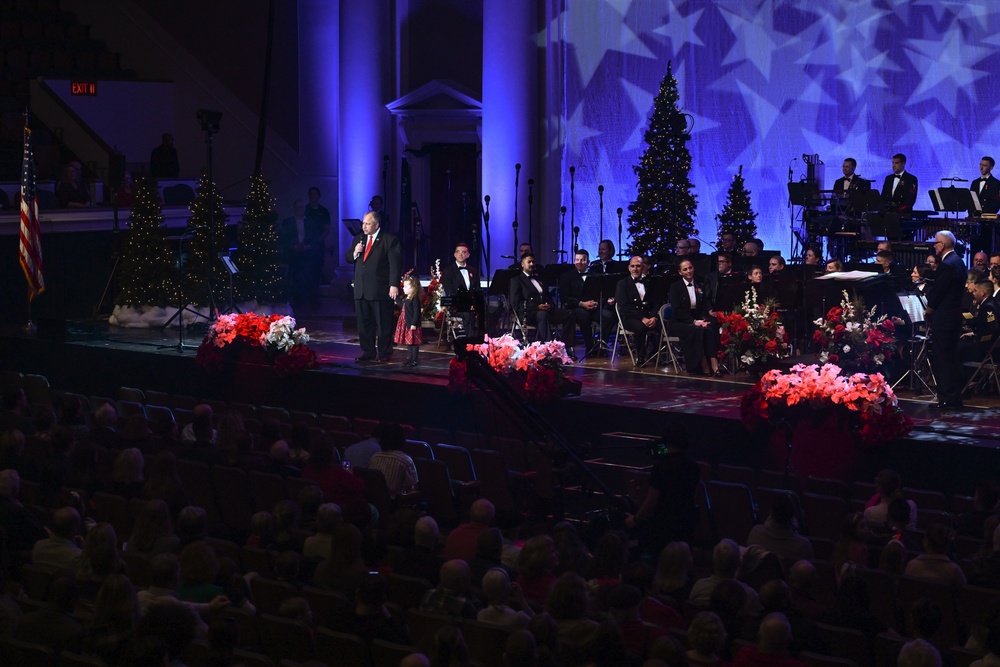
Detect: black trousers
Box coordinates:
(356, 297, 395, 358)
(931, 321, 961, 403)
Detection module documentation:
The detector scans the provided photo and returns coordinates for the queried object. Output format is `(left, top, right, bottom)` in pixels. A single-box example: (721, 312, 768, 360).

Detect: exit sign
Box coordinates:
(71, 81, 97, 95)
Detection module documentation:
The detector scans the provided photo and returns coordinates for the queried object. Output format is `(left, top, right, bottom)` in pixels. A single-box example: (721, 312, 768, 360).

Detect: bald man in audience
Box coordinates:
(31, 506, 82, 572)
(418, 559, 481, 619)
(444, 499, 495, 561)
(733, 612, 807, 667)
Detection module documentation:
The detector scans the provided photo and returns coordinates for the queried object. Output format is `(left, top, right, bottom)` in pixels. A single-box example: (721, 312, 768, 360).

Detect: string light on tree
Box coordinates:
(627, 61, 697, 258)
(716, 165, 758, 251)
(184, 173, 229, 305)
(115, 175, 178, 306)
(233, 173, 283, 304)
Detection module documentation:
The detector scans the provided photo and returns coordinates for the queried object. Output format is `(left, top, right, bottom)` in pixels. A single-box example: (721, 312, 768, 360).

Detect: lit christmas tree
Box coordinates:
(184, 173, 229, 306)
(233, 173, 284, 303)
(627, 61, 697, 258)
(115, 175, 178, 306)
(716, 165, 758, 250)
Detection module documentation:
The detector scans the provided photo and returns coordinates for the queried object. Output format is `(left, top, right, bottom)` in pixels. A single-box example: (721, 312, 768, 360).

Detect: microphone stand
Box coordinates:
(616, 207, 624, 260)
(514, 163, 521, 257)
(569, 166, 576, 251)
(572, 226, 580, 255)
(560, 206, 567, 260)
(482, 195, 491, 292)
(598, 184, 605, 242)
(527, 178, 534, 250)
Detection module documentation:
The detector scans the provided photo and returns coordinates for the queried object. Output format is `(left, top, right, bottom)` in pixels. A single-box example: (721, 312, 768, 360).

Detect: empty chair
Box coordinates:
(419, 426, 451, 447)
(813, 623, 872, 667)
(386, 573, 433, 611)
(289, 410, 320, 427)
(716, 464, 756, 488)
(258, 613, 315, 663)
(470, 449, 522, 517)
(249, 577, 297, 615)
(91, 491, 132, 537)
(174, 459, 220, 522)
(248, 471, 288, 515)
(144, 389, 171, 406)
(116, 399, 146, 420)
(118, 386, 145, 403)
(353, 417, 379, 438)
(299, 586, 350, 627)
(413, 458, 460, 526)
(432, 443, 478, 484)
(371, 640, 421, 667)
(492, 436, 528, 472)
(903, 487, 949, 511)
(258, 405, 290, 422)
(801, 493, 850, 541)
(805, 476, 849, 499)
(399, 439, 433, 461)
(454, 430, 491, 451)
(757, 468, 803, 495)
(23, 373, 51, 405)
(313, 628, 371, 667)
(242, 546, 273, 578)
(705, 480, 757, 545)
(320, 414, 352, 432)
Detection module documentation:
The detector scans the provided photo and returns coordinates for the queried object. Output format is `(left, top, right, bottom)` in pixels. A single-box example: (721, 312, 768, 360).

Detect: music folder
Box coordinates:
(342, 218, 363, 236)
(929, 188, 980, 214)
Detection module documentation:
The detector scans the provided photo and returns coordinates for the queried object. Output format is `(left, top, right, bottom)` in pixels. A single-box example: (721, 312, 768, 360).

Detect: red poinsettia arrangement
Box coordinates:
(448, 334, 578, 403)
(717, 288, 790, 370)
(195, 312, 317, 377)
(812, 291, 897, 373)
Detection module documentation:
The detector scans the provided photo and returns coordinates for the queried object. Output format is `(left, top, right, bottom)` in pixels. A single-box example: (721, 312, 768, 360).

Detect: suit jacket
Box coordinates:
(968, 296, 998, 342)
(880, 172, 918, 212)
(589, 258, 625, 275)
(833, 175, 871, 193)
(440, 262, 477, 296)
(668, 278, 710, 324)
(615, 276, 653, 321)
(703, 270, 741, 312)
(346, 230, 402, 301)
(926, 250, 967, 325)
(558, 270, 589, 309)
(509, 272, 552, 318)
(971, 175, 1000, 214)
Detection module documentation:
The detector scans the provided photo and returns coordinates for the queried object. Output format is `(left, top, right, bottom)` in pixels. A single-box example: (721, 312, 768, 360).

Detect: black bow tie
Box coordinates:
(634, 278, 643, 285)
(458, 266, 468, 271)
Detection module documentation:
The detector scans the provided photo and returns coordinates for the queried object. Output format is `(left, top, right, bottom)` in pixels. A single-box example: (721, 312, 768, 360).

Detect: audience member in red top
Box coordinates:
(621, 561, 686, 632)
(313, 522, 368, 596)
(687, 610, 731, 667)
(516, 535, 559, 609)
(733, 613, 808, 667)
(443, 498, 495, 561)
(301, 438, 370, 527)
(607, 583, 669, 662)
(787, 561, 828, 622)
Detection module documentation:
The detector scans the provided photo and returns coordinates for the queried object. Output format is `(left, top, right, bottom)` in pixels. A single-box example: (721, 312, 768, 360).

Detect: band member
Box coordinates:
(880, 153, 918, 213)
(832, 158, 871, 213)
(971, 156, 1000, 215)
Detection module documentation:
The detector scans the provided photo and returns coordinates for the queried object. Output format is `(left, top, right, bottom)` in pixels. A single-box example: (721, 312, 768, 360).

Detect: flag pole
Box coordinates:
(20, 107, 44, 335)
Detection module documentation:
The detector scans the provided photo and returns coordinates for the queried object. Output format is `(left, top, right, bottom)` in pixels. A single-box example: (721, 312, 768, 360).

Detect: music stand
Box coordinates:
(541, 262, 573, 288)
(788, 181, 820, 207)
(489, 269, 517, 335)
(849, 189, 882, 214)
(342, 218, 362, 236)
(929, 188, 980, 216)
(867, 212, 904, 240)
(714, 275, 745, 313)
(580, 273, 622, 353)
(158, 232, 210, 352)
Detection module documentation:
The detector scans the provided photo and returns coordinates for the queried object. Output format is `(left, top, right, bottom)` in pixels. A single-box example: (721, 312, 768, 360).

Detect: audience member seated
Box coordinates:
(686, 610, 729, 667)
(823, 575, 896, 646)
(0, 430, 37, 481)
(956, 480, 1000, 539)
(302, 437, 370, 526)
(143, 450, 192, 518)
(272, 499, 301, 551)
(689, 539, 762, 617)
(246, 511, 276, 550)
(12, 573, 84, 653)
(654, 540, 695, 607)
(757, 579, 827, 655)
(329, 573, 410, 644)
(176, 541, 229, 605)
(545, 571, 599, 646)
(83, 574, 140, 665)
(267, 439, 302, 477)
(303, 502, 342, 560)
(620, 560, 686, 631)
(312, 521, 367, 596)
(31, 505, 83, 572)
(56, 162, 92, 208)
(297, 484, 324, 532)
(395, 515, 445, 586)
(607, 583, 670, 662)
(478, 567, 533, 629)
(107, 447, 145, 499)
(137, 553, 229, 626)
(899, 638, 943, 667)
(467, 526, 512, 587)
(732, 612, 807, 667)
(76, 522, 122, 598)
(367, 423, 419, 499)
(832, 513, 870, 582)
(587, 531, 629, 592)
(445, 498, 496, 561)
(180, 404, 217, 443)
(127, 499, 180, 558)
(133, 597, 202, 665)
(0, 388, 35, 435)
(864, 469, 918, 533)
(969, 617, 1000, 667)
(746, 494, 814, 565)
(517, 535, 559, 609)
(904, 523, 967, 589)
(419, 559, 482, 619)
(176, 506, 208, 548)
(552, 521, 593, 577)
(343, 427, 383, 469)
(786, 561, 827, 622)
(39, 426, 76, 505)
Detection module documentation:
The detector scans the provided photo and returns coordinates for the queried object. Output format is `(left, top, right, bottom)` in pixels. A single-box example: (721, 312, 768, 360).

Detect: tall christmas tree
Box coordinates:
(115, 175, 178, 306)
(715, 165, 758, 250)
(233, 173, 284, 304)
(184, 173, 229, 306)
(627, 61, 697, 257)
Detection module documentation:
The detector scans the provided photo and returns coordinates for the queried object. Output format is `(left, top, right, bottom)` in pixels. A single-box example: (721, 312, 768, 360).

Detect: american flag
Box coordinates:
(19, 119, 44, 300)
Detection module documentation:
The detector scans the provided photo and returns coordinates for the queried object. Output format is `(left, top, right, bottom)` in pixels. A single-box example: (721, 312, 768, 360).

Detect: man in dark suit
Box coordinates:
(958, 280, 998, 378)
(926, 231, 968, 408)
(346, 210, 402, 363)
(831, 157, 871, 213)
(668, 257, 721, 376)
(279, 200, 327, 309)
(559, 249, 614, 356)
(440, 242, 478, 336)
(880, 153, 918, 213)
(615, 256, 660, 366)
(704, 252, 741, 316)
(971, 156, 1000, 215)
(589, 239, 625, 274)
(509, 252, 579, 354)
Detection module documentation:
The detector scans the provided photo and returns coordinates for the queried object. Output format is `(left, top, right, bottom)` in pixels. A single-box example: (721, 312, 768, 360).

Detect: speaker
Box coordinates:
(108, 153, 126, 189)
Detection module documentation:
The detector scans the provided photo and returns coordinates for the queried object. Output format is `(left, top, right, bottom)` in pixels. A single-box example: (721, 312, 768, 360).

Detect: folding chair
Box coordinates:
(611, 302, 638, 366)
(436, 307, 464, 349)
(655, 303, 683, 373)
(510, 308, 537, 343)
(963, 335, 1000, 396)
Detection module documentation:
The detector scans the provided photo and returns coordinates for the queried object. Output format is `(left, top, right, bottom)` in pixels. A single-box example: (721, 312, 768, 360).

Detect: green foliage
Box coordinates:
(184, 173, 229, 305)
(233, 173, 284, 304)
(716, 166, 758, 250)
(115, 175, 178, 306)
(627, 61, 697, 258)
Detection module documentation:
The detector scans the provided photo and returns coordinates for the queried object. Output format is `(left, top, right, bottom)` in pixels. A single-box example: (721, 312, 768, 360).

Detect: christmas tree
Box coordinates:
(233, 173, 284, 304)
(715, 165, 758, 251)
(115, 175, 178, 306)
(627, 61, 697, 258)
(183, 173, 229, 306)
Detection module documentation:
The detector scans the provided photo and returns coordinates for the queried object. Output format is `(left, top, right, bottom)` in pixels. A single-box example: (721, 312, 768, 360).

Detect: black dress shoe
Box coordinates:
(355, 355, 375, 362)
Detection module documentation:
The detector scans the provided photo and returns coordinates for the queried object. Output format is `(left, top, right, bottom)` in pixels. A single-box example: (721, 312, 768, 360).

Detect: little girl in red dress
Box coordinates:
(394, 275, 423, 366)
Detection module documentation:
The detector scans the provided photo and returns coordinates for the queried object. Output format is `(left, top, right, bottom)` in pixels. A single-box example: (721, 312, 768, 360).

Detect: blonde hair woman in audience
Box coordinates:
(687, 611, 730, 667)
(654, 541, 694, 606)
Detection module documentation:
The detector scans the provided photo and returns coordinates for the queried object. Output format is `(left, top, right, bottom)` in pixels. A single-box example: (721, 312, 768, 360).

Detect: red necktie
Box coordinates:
(363, 235, 373, 261)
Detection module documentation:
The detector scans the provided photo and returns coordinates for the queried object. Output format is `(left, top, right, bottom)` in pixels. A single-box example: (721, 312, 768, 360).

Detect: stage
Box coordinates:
(2, 312, 1000, 501)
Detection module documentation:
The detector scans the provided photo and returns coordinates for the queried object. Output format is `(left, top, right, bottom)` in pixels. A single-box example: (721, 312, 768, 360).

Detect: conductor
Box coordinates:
(346, 211, 402, 363)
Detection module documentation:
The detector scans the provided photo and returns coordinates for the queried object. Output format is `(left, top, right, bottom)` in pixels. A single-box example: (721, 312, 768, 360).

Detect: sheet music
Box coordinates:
(815, 270, 880, 280)
(897, 292, 925, 324)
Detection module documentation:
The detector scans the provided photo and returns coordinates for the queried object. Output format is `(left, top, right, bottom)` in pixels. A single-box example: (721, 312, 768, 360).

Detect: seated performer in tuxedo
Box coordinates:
(972, 156, 1000, 215)
(558, 249, 614, 357)
(831, 157, 871, 213)
(440, 242, 478, 336)
(509, 252, 581, 355)
(704, 252, 742, 316)
(615, 256, 660, 366)
(668, 258, 721, 376)
(959, 280, 999, 376)
(508, 243, 539, 271)
(880, 153, 918, 213)
(589, 239, 625, 274)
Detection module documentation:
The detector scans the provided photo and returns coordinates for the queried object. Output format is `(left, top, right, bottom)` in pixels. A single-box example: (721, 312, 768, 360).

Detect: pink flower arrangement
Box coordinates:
(448, 334, 577, 402)
(812, 291, 898, 372)
(741, 363, 912, 445)
(196, 312, 317, 376)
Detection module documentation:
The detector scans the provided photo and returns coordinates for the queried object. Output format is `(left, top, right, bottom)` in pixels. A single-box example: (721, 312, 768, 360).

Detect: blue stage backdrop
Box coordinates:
(545, 0, 1000, 257)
